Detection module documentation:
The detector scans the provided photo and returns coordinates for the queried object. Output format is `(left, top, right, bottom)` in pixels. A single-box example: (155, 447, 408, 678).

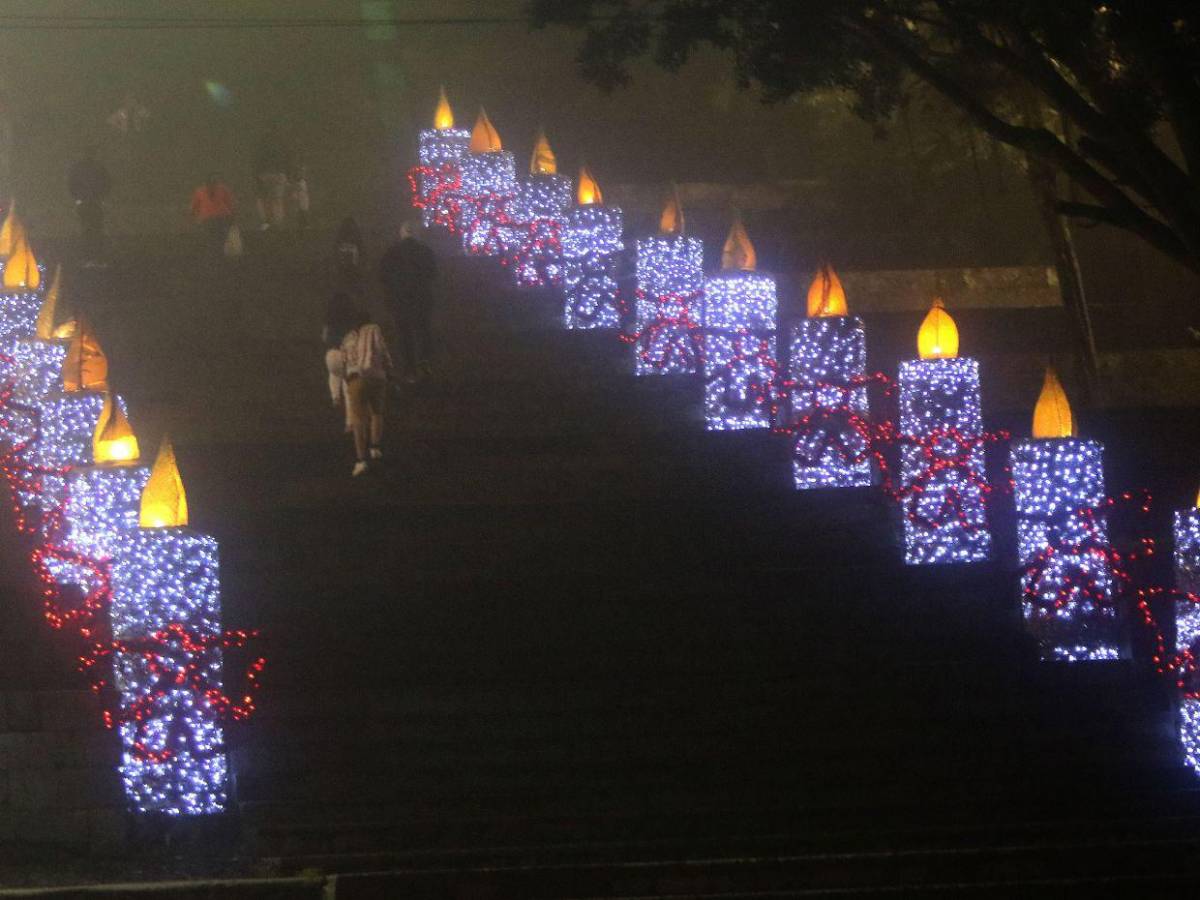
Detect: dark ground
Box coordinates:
(1, 226, 1200, 896)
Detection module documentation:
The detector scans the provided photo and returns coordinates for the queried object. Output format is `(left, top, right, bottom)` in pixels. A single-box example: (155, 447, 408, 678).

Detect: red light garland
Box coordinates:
(504, 217, 565, 288)
(406, 163, 466, 234)
(423, 149, 1200, 710)
(626, 289, 705, 373)
(704, 330, 779, 424)
(0, 355, 265, 763)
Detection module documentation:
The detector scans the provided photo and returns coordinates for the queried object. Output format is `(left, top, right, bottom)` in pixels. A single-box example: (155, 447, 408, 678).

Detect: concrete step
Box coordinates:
(315, 831, 1200, 899)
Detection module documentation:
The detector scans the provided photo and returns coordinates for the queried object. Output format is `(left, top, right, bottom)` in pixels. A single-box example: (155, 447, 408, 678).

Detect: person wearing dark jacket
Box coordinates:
(253, 130, 288, 229)
(378, 222, 438, 383)
(334, 216, 366, 294)
(68, 146, 112, 265)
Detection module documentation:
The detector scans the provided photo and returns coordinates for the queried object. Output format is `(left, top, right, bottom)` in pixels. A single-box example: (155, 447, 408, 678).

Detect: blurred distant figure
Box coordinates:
(322, 290, 357, 432)
(379, 221, 438, 384)
(253, 130, 288, 229)
(290, 160, 310, 230)
(340, 300, 393, 477)
(334, 216, 365, 292)
(68, 146, 112, 266)
(107, 93, 149, 135)
(190, 174, 236, 257)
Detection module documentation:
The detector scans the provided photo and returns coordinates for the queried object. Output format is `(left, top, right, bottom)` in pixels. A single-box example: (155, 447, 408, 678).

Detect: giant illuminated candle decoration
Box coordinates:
(1176, 488, 1200, 774)
(39, 393, 148, 595)
(634, 189, 703, 376)
(459, 108, 517, 256)
(702, 217, 777, 430)
(897, 299, 992, 564)
(506, 130, 572, 287)
(10, 319, 109, 531)
(109, 435, 228, 814)
(1011, 369, 1117, 662)
(562, 165, 623, 329)
(787, 265, 872, 489)
(415, 86, 471, 231)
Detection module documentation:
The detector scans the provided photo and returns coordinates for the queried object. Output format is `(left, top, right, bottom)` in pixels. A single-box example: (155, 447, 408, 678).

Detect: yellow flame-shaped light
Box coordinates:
(433, 85, 454, 130)
(806, 264, 848, 318)
(659, 187, 683, 235)
(35, 265, 62, 340)
(0, 202, 22, 259)
(720, 217, 757, 271)
(917, 297, 959, 359)
(577, 165, 602, 205)
(61, 317, 109, 393)
(92, 393, 140, 464)
(140, 434, 188, 528)
(1032, 367, 1075, 438)
(37, 266, 78, 338)
(470, 107, 502, 153)
(38, 266, 79, 340)
(529, 129, 557, 175)
(3, 234, 40, 289)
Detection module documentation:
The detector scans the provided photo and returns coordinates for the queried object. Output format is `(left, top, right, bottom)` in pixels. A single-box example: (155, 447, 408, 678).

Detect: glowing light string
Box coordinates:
(0, 345, 265, 815)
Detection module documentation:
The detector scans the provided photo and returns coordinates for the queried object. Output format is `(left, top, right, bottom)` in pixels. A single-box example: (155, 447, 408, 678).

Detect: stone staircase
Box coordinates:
(227, 249, 1200, 889)
(1, 235, 1198, 895)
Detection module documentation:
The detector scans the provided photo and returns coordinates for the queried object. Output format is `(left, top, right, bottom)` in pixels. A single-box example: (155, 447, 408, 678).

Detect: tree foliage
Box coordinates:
(530, 0, 1200, 277)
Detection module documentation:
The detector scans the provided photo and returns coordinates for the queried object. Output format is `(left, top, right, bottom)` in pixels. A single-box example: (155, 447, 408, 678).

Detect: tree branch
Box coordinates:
(844, 15, 1198, 260)
(1056, 201, 1196, 272)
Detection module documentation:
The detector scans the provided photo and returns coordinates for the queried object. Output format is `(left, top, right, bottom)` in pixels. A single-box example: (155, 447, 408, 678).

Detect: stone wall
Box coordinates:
(840, 266, 1060, 311)
(0, 689, 125, 848)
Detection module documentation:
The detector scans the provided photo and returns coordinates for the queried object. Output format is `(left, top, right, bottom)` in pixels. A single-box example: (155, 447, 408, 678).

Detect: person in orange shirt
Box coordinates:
(190, 174, 236, 255)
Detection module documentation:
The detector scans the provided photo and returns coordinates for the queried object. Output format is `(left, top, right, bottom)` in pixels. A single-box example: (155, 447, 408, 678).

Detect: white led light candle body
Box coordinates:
(109, 527, 227, 814)
(1178, 505, 1200, 607)
(57, 464, 150, 558)
(11, 390, 106, 531)
(0, 288, 44, 380)
(897, 357, 992, 564)
(1011, 438, 1116, 661)
(702, 271, 777, 430)
(1177, 505, 1200, 775)
(505, 174, 571, 287)
(562, 204, 624, 329)
(634, 235, 704, 376)
(0, 337, 67, 451)
(11, 336, 69, 401)
(416, 127, 470, 230)
(39, 462, 149, 596)
(787, 316, 872, 489)
(459, 151, 518, 256)
(1182, 700, 1200, 776)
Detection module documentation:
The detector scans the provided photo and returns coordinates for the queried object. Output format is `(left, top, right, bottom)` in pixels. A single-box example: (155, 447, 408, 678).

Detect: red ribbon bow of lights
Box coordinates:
(406, 162, 466, 234)
(778, 372, 887, 468)
(628, 289, 704, 373)
(879, 426, 1008, 533)
(504, 217, 565, 287)
(460, 192, 517, 257)
(707, 330, 780, 419)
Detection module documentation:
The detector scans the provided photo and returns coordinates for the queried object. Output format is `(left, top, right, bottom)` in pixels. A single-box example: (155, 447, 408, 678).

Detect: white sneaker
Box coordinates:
(369, 448, 383, 460)
(352, 461, 368, 477)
